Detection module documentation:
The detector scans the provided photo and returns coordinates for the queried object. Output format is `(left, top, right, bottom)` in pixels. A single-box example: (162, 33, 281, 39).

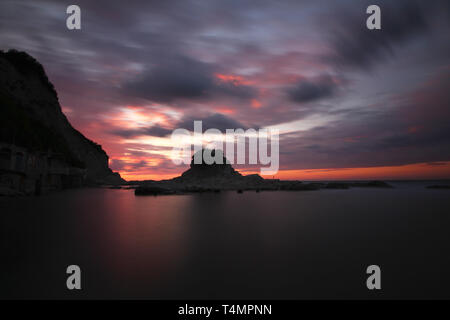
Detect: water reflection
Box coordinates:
(1, 185, 450, 299)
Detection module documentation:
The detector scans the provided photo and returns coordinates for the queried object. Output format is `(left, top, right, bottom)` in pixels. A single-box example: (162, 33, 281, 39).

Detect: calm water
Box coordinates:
(1, 183, 450, 299)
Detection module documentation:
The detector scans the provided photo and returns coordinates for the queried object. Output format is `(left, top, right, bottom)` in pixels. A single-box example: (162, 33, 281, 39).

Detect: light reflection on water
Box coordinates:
(1, 184, 450, 299)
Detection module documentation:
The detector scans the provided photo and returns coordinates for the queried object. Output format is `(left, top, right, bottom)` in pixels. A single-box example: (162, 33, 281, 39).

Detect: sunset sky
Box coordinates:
(1, 0, 449, 180)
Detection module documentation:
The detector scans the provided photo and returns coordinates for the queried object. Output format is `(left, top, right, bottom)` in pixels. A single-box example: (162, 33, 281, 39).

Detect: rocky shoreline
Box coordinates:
(132, 179, 393, 196)
(130, 149, 393, 196)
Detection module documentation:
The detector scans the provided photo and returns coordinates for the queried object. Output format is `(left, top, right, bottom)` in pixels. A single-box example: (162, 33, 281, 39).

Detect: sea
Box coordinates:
(1, 181, 449, 299)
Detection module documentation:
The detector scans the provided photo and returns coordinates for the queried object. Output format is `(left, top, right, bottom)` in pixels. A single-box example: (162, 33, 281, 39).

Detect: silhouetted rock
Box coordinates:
(243, 174, 265, 184)
(280, 181, 322, 191)
(131, 149, 393, 196)
(325, 182, 350, 189)
(350, 181, 392, 188)
(426, 185, 450, 189)
(172, 149, 277, 191)
(178, 149, 242, 181)
(135, 185, 174, 196)
(0, 50, 124, 195)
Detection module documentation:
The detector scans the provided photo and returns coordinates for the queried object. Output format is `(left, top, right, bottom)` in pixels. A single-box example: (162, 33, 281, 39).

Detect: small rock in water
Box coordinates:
(426, 185, 450, 189)
(135, 186, 174, 196)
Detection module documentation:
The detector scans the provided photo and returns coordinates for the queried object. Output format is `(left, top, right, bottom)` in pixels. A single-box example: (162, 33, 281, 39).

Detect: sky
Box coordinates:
(1, 0, 449, 180)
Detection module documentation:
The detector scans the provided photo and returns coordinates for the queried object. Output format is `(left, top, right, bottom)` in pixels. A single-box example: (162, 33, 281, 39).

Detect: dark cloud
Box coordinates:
(288, 75, 338, 103)
(327, 0, 450, 69)
(109, 126, 173, 138)
(124, 55, 256, 104)
(124, 56, 213, 103)
(177, 113, 248, 132)
(277, 70, 450, 170)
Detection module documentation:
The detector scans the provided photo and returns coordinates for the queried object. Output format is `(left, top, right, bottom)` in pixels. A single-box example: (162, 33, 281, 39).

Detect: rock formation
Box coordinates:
(134, 149, 393, 195)
(0, 49, 123, 195)
(178, 149, 242, 180)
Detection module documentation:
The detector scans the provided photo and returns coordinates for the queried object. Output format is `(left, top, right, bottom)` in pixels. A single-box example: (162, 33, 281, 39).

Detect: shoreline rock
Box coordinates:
(426, 185, 450, 189)
(133, 150, 394, 196)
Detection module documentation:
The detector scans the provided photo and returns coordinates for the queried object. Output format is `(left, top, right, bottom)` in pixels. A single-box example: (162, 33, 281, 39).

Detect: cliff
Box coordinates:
(0, 49, 123, 186)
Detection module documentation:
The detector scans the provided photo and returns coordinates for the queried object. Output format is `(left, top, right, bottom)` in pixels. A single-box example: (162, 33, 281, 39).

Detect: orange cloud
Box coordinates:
(215, 73, 252, 86)
(214, 107, 236, 114)
(240, 162, 450, 181)
(251, 99, 262, 109)
(121, 172, 179, 181)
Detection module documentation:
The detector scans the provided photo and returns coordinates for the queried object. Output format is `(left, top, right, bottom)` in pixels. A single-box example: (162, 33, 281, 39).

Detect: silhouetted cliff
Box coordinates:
(0, 49, 123, 188)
